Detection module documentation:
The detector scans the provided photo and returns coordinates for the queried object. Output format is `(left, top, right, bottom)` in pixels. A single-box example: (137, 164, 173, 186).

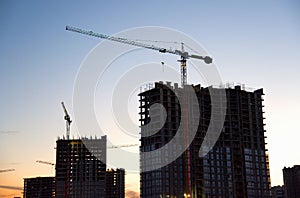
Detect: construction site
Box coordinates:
(23, 102, 126, 198)
(21, 25, 271, 198)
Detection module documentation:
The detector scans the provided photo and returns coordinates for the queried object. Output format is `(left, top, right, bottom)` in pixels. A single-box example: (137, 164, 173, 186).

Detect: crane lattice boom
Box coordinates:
(61, 102, 72, 139)
(66, 26, 212, 86)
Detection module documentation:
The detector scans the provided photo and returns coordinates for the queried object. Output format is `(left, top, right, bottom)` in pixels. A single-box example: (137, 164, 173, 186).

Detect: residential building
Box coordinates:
(55, 136, 107, 198)
(271, 185, 284, 198)
(23, 176, 55, 198)
(139, 82, 271, 198)
(106, 168, 125, 198)
(283, 165, 300, 198)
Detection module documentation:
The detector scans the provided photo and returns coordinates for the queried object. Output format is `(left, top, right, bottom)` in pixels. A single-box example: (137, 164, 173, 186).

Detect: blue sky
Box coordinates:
(0, 0, 300, 196)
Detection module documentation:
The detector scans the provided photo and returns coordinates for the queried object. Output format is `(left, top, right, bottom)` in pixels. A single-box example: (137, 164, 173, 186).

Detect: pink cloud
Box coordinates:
(126, 189, 140, 198)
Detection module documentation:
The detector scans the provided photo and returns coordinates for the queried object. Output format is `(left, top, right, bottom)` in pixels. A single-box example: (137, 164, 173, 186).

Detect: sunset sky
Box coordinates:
(1, 1, 300, 197)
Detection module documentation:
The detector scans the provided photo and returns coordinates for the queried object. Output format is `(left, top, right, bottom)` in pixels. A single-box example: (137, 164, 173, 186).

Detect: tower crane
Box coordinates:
(61, 102, 72, 140)
(66, 26, 212, 86)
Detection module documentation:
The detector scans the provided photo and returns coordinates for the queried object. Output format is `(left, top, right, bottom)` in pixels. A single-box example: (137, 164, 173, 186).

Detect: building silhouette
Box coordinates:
(55, 136, 107, 198)
(106, 168, 125, 198)
(271, 185, 285, 198)
(23, 176, 55, 198)
(139, 82, 271, 198)
(283, 165, 300, 198)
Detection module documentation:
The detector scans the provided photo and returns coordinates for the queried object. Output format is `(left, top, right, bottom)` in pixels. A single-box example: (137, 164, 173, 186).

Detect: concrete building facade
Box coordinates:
(283, 165, 300, 198)
(23, 176, 55, 198)
(55, 136, 107, 198)
(139, 82, 271, 198)
(271, 185, 285, 198)
(106, 168, 125, 198)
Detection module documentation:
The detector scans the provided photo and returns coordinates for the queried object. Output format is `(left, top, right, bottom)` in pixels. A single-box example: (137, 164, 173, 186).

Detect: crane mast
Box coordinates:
(67, 26, 213, 196)
(61, 102, 72, 140)
(66, 26, 212, 87)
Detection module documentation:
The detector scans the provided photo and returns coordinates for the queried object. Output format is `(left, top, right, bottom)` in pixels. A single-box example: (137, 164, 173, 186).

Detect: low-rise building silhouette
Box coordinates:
(106, 168, 125, 198)
(271, 185, 284, 198)
(23, 176, 55, 198)
(283, 165, 300, 198)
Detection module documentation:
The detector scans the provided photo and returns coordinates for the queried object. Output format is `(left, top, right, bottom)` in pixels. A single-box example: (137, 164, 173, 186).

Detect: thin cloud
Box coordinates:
(126, 190, 139, 198)
(9, 162, 22, 165)
(0, 130, 20, 135)
(0, 185, 23, 190)
(0, 162, 22, 166)
(0, 193, 20, 197)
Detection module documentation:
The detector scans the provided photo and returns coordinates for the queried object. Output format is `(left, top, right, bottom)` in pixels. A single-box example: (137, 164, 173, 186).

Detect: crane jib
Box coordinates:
(66, 25, 213, 86)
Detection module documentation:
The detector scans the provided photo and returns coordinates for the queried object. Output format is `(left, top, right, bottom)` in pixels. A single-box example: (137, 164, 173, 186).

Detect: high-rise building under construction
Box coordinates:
(139, 82, 271, 198)
(55, 136, 107, 198)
